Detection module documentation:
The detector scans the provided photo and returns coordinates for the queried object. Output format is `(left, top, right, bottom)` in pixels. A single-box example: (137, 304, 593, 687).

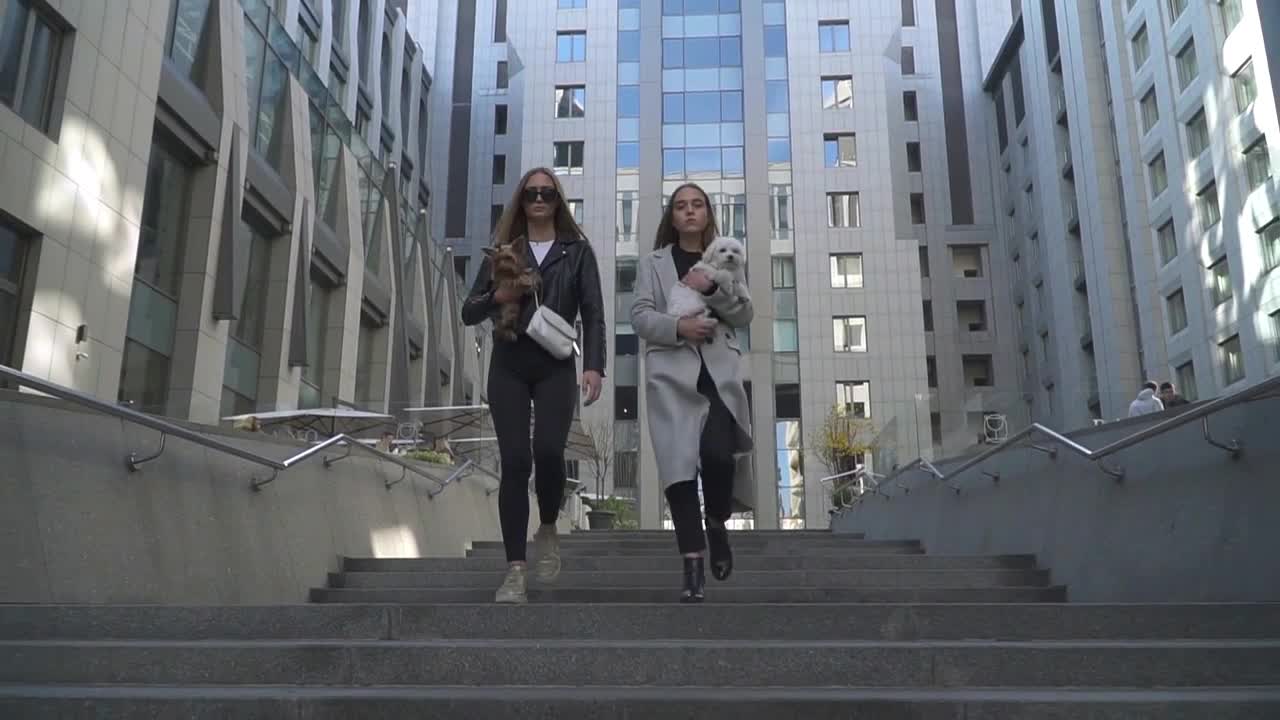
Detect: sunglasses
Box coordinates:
(522, 187, 560, 204)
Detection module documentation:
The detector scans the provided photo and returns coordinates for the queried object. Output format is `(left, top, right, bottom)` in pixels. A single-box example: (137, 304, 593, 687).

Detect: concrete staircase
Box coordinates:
(2, 530, 1279, 718)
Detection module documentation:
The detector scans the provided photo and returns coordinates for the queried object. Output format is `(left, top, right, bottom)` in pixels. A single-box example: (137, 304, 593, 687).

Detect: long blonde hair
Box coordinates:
(491, 167, 586, 254)
(653, 182, 719, 251)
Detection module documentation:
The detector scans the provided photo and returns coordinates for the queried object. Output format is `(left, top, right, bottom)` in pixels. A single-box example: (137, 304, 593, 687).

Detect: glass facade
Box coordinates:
(0, 218, 27, 369)
(165, 0, 212, 81)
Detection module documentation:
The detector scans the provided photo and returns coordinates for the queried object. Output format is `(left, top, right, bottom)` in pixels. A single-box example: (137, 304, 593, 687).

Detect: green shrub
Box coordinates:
(405, 449, 453, 465)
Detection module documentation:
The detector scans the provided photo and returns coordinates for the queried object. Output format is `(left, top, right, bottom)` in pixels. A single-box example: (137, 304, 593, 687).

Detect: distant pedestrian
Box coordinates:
(1128, 381, 1165, 417)
(1159, 382, 1189, 408)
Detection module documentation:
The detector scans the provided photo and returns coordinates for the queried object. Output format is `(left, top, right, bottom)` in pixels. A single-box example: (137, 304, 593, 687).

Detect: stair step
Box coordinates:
(309, 585, 1068, 604)
(343, 553, 1032, 572)
(467, 542, 925, 557)
(2, 639, 1275, 688)
(472, 538, 891, 550)
(3, 685, 1279, 720)
(6, 604, 1278, 642)
(329, 568, 1052, 590)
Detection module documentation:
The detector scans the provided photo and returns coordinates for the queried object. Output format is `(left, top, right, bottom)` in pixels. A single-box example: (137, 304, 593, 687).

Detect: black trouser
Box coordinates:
(488, 336, 578, 563)
(665, 359, 737, 555)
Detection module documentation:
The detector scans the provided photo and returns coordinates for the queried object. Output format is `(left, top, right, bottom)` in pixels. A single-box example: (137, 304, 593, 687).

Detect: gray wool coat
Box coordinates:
(631, 244, 756, 512)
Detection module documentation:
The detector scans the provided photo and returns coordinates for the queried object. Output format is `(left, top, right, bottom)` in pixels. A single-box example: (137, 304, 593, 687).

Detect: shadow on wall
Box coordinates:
(833, 395, 1280, 603)
(0, 393, 502, 605)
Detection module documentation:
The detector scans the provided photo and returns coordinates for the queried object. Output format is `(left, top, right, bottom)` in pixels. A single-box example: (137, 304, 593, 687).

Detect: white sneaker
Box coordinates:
(532, 525, 562, 584)
(494, 565, 527, 604)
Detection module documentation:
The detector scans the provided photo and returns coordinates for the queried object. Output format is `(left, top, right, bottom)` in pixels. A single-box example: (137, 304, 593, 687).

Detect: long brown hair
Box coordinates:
(653, 182, 719, 251)
(491, 167, 585, 252)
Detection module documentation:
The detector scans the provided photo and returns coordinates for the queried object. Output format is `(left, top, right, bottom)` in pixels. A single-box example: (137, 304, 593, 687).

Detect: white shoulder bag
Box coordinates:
(525, 288, 579, 360)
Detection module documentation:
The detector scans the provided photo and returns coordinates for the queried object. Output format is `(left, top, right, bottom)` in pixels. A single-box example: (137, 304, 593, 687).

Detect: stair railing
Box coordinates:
(846, 373, 1280, 510)
(0, 363, 462, 495)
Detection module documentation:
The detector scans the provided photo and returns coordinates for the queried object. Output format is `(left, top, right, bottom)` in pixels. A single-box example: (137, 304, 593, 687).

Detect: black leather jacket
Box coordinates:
(461, 237, 607, 374)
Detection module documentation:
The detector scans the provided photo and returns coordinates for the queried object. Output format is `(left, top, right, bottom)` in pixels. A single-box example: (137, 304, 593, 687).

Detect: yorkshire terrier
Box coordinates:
(484, 243, 540, 341)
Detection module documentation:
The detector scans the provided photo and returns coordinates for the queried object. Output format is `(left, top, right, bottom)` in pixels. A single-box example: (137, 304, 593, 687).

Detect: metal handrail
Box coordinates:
(870, 373, 1280, 499)
(0, 364, 453, 493)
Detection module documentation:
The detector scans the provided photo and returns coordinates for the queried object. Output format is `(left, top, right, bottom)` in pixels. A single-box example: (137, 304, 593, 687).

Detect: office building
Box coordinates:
(983, 0, 1279, 428)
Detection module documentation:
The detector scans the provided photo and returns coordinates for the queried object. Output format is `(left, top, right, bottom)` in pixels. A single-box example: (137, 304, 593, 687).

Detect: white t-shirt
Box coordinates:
(530, 239, 555, 265)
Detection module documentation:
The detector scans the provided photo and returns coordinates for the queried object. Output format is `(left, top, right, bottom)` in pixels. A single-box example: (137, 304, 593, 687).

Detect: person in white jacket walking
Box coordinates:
(1128, 381, 1165, 417)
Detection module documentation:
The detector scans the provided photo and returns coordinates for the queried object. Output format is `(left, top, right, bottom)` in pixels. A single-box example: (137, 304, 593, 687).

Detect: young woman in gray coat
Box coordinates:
(631, 183, 755, 602)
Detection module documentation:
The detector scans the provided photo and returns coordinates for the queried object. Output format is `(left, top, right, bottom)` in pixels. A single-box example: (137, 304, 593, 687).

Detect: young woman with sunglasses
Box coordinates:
(631, 183, 755, 602)
(462, 167, 606, 604)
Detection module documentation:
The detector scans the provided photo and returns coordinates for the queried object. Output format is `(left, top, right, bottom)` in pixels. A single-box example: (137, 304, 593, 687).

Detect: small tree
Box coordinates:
(809, 405, 877, 503)
(580, 418, 615, 503)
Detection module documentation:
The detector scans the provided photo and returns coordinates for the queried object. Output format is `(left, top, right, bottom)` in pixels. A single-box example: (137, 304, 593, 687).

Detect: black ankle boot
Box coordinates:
(706, 525, 733, 581)
(680, 556, 705, 603)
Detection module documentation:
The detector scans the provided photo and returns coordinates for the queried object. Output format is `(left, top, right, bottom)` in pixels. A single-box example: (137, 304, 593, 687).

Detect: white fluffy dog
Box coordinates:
(667, 237, 748, 319)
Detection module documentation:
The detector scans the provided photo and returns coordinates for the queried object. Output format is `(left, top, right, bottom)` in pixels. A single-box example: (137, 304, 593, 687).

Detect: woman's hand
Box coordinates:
(683, 268, 715, 293)
(677, 314, 717, 344)
(581, 370, 603, 406)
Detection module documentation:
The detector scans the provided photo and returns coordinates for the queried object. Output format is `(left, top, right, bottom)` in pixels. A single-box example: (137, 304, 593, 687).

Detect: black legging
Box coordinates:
(488, 336, 578, 563)
(665, 360, 737, 555)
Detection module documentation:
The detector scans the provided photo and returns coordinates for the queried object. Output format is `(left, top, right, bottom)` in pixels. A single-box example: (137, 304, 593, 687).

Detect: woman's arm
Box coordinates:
(630, 254, 681, 346)
(704, 276, 754, 328)
(577, 243, 607, 375)
(460, 256, 499, 326)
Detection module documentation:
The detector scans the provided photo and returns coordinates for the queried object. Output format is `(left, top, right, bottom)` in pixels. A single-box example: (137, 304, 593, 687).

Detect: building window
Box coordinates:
(615, 386, 637, 420)
(559, 0, 587, 7)
(958, 300, 987, 332)
(557, 31, 586, 63)
(555, 85, 585, 118)
(770, 184, 792, 240)
(993, 88, 1008, 151)
(495, 104, 508, 134)
(919, 246, 930, 278)
(923, 300, 934, 331)
(1261, 222, 1280, 273)
(1209, 257, 1232, 306)
(818, 21, 850, 53)
(300, 267, 334, 409)
(902, 0, 916, 26)
(1221, 0, 1244, 34)
(1167, 0, 1188, 20)
(119, 138, 194, 414)
(901, 46, 915, 75)
(1157, 221, 1178, 266)
(1140, 89, 1159, 133)
(1166, 288, 1188, 334)
(1245, 140, 1271, 191)
(927, 356, 938, 388)
(1148, 152, 1168, 198)
(1272, 310, 1280, 364)
(166, 0, 213, 82)
(827, 192, 860, 227)
(1197, 182, 1220, 231)
(492, 154, 506, 184)
(775, 416, 804, 528)
(906, 142, 922, 172)
(493, 0, 507, 41)
(773, 318, 798, 352)
(553, 141, 584, 175)
(496, 61, 508, 89)
(903, 91, 918, 121)
(963, 355, 993, 387)
(0, 216, 31, 370)
(1010, 57, 1026, 124)
(830, 253, 863, 288)
(1177, 361, 1199, 401)
(567, 199, 584, 224)
(772, 256, 796, 289)
(243, 9, 291, 160)
(221, 224, 274, 417)
(821, 75, 854, 109)
(822, 133, 857, 168)
(1234, 60, 1257, 113)
(1132, 25, 1149, 69)
(1175, 40, 1197, 90)
(1185, 109, 1208, 158)
(1220, 334, 1244, 386)
(910, 193, 926, 224)
(490, 204, 503, 234)
(835, 381, 871, 418)
(952, 245, 984, 277)
(616, 190, 638, 244)
(833, 316, 867, 352)
(0, 0, 66, 134)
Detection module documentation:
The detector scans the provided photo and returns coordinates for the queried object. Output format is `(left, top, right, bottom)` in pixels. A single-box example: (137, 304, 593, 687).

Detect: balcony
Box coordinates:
(1065, 203, 1080, 233)
(1073, 261, 1087, 291)
(1053, 85, 1068, 125)
(1080, 329, 1094, 350)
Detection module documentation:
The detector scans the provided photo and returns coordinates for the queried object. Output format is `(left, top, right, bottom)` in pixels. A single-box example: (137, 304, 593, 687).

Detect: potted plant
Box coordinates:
(809, 404, 878, 508)
(405, 448, 454, 465)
